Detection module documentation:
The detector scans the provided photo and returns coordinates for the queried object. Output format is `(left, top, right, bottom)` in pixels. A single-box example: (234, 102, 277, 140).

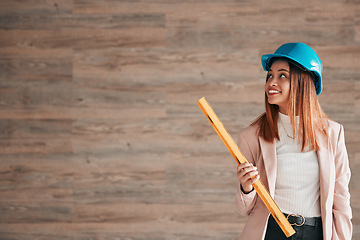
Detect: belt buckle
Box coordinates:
(286, 213, 305, 227)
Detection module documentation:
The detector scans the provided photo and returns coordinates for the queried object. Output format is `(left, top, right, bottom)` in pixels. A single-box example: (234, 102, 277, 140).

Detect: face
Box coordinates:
(265, 60, 291, 114)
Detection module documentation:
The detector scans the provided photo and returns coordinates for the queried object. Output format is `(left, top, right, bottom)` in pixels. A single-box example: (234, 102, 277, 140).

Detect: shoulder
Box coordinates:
(321, 118, 346, 154)
(239, 123, 260, 138)
(323, 118, 344, 139)
(325, 118, 342, 130)
(238, 122, 261, 145)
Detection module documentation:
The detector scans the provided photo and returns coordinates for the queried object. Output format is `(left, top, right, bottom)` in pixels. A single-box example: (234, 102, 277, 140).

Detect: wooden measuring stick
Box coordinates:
(197, 97, 295, 237)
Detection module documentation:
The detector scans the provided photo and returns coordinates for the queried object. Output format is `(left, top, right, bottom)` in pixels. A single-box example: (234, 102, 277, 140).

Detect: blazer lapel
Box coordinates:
(317, 133, 333, 209)
(259, 137, 277, 197)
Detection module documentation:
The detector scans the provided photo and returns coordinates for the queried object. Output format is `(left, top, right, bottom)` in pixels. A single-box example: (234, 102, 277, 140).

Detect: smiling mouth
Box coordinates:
(268, 90, 281, 95)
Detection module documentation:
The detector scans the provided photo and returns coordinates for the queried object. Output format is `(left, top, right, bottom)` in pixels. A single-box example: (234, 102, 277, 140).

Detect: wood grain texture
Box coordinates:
(0, 0, 359, 239)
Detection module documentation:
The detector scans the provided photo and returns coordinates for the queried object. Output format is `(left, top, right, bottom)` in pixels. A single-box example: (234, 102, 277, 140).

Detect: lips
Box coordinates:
(268, 89, 281, 95)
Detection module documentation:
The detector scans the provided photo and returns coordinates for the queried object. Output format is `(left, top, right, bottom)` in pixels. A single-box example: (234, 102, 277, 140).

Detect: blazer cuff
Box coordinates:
(236, 184, 257, 215)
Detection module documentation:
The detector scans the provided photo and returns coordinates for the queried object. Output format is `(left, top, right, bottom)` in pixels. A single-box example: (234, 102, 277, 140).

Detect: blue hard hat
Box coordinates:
(261, 42, 323, 95)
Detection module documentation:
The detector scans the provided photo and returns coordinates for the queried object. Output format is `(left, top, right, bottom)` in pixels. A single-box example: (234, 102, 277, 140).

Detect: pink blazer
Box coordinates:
(236, 120, 352, 240)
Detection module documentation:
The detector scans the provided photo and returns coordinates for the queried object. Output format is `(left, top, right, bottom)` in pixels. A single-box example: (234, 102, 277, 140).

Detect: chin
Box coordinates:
(267, 100, 278, 105)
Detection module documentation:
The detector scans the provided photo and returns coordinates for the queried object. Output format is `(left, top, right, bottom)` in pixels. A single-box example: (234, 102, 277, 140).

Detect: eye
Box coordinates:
(280, 73, 286, 78)
(266, 74, 272, 81)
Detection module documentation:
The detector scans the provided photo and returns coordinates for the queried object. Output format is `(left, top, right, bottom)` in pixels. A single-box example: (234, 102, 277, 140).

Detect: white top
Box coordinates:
(274, 113, 321, 217)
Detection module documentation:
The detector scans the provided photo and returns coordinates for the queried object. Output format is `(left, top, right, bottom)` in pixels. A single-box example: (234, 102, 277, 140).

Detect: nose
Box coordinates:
(267, 77, 278, 86)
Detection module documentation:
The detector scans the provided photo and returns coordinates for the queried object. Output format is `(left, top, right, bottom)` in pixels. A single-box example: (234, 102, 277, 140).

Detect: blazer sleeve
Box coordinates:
(332, 125, 353, 239)
(235, 128, 258, 216)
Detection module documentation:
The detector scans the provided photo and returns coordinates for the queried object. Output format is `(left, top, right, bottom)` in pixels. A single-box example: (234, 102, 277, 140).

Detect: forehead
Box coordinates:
(269, 60, 290, 70)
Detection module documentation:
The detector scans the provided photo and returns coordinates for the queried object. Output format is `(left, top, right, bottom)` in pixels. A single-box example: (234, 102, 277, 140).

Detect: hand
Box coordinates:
(237, 163, 259, 194)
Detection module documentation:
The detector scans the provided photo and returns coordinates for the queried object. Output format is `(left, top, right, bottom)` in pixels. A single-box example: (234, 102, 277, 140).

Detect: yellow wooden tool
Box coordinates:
(197, 97, 295, 237)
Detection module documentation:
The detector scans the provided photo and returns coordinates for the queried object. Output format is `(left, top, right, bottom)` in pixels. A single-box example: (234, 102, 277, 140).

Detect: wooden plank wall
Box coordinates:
(0, 0, 359, 239)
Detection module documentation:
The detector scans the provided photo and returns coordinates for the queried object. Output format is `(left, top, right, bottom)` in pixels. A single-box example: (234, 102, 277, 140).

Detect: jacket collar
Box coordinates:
(317, 133, 332, 207)
(259, 137, 277, 197)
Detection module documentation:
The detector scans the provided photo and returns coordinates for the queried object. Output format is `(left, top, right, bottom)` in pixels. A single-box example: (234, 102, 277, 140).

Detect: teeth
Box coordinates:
(269, 90, 280, 93)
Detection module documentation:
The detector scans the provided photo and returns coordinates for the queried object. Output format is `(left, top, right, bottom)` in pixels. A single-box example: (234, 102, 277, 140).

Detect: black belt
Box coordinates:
(284, 213, 321, 227)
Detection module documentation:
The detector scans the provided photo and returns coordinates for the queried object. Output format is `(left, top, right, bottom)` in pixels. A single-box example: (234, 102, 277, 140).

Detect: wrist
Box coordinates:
(240, 184, 254, 194)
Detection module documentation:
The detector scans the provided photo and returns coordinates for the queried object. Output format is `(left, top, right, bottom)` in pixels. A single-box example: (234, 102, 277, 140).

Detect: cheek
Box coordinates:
(284, 83, 291, 94)
(280, 80, 291, 94)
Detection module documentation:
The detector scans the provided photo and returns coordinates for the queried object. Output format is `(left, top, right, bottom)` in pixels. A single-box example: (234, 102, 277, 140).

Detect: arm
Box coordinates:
(236, 130, 258, 216)
(332, 125, 352, 239)
(236, 181, 257, 216)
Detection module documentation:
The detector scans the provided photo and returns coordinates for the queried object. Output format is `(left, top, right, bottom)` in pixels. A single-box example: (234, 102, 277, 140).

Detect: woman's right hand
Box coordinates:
(237, 163, 259, 194)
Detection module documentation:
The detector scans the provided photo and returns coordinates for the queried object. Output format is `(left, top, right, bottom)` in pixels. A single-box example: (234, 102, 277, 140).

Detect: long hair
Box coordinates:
(252, 60, 329, 151)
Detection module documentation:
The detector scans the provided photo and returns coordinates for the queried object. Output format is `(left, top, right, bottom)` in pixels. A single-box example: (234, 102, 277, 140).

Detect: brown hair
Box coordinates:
(252, 59, 329, 151)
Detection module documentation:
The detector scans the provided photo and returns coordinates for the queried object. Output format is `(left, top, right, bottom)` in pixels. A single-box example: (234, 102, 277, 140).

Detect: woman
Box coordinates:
(236, 42, 352, 239)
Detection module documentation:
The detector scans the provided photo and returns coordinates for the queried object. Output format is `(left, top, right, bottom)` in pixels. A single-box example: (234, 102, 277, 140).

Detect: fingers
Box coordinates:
(247, 172, 260, 184)
(237, 163, 258, 179)
(237, 163, 260, 193)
